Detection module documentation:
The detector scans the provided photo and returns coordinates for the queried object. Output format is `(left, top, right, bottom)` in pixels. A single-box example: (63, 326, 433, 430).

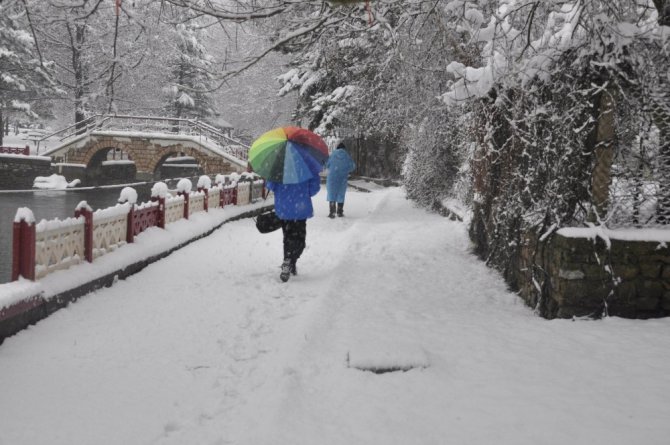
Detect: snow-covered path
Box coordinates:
(1, 187, 669, 445)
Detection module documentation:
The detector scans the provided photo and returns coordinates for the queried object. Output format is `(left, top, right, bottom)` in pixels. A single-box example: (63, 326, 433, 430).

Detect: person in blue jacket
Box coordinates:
(265, 175, 321, 282)
(326, 142, 356, 218)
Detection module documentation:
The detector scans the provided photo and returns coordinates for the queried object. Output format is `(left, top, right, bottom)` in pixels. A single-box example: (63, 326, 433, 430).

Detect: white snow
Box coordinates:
(32, 174, 81, 190)
(0, 152, 51, 161)
(35, 215, 83, 233)
(13, 207, 35, 224)
(151, 181, 169, 198)
(197, 175, 212, 190)
(118, 187, 138, 205)
(75, 201, 92, 213)
(0, 187, 668, 444)
(558, 226, 670, 243)
(52, 162, 86, 168)
(176, 178, 193, 194)
(163, 163, 199, 167)
(2, 128, 60, 155)
(94, 203, 131, 220)
(102, 160, 135, 165)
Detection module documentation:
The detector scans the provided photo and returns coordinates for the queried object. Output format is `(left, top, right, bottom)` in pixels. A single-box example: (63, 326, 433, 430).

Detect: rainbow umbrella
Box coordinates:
(248, 126, 329, 184)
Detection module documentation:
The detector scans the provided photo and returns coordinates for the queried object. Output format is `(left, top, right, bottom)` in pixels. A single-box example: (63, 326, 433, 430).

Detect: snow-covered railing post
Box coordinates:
(197, 175, 212, 212)
(126, 205, 135, 243)
(176, 178, 193, 220)
(151, 182, 168, 229)
(119, 187, 138, 244)
(180, 193, 190, 219)
(74, 202, 94, 263)
(157, 197, 166, 229)
(12, 208, 36, 281)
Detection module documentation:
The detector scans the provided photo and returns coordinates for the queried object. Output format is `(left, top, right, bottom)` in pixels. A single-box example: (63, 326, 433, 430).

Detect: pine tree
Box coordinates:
(162, 12, 217, 121)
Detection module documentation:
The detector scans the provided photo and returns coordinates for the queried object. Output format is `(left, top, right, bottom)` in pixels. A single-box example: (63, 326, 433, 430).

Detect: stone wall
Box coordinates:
(0, 156, 51, 189)
(158, 165, 204, 180)
(52, 164, 87, 184)
(516, 230, 670, 319)
(89, 163, 137, 186)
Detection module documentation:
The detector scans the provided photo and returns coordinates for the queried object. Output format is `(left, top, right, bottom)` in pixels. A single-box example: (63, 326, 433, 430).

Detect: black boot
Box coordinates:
(328, 202, 336, 218)
(290, 259, 297, 275)
(280, 259, 291, 282)
(337, 202, 344, 217)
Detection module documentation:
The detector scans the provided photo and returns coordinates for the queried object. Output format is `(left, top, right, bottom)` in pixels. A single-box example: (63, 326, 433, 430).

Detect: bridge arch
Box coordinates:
(153, 149, 203, 180)
(73, 135, 242, 180)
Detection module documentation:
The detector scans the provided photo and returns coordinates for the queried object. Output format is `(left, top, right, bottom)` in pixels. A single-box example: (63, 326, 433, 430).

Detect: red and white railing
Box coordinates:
(12, 176, 268, 281)
(0, 146, 30, 156)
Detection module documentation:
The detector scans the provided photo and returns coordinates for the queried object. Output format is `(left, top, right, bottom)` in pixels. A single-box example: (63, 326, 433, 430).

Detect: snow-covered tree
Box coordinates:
(436, 0, 669, 305)
(160, 8, 217, 121)
(27, 0, 159, 126)
(0, 0, 56, 144)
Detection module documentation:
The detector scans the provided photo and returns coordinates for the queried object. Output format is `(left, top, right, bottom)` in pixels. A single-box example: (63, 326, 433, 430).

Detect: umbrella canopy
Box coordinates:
(248, 127, 329, 184)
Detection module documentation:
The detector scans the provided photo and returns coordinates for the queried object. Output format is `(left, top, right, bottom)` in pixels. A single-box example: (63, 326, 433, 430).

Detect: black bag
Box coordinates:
(255, 210, 282, 233)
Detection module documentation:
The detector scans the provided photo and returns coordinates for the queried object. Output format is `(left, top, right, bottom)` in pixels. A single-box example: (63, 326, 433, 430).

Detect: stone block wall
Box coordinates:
(158, 165, 204, 180)
(516, 230, 670, 319)
(0, 156, 52, 189)
(95, 163, 137, 185)
(52, 164, 87, 184)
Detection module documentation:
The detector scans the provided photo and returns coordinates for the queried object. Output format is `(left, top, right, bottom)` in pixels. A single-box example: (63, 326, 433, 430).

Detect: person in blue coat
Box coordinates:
(266, 175, 320, 282)
(326, 143, 356, 218)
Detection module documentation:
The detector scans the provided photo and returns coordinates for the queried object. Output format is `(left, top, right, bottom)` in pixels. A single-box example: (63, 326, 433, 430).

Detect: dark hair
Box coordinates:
(337, 142, 346, 150)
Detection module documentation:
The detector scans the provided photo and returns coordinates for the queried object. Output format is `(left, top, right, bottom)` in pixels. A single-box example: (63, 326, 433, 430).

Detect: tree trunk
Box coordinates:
(589, 89, 616, 223)
(0, 108, 4, 146)
(73, 24, 87, 133)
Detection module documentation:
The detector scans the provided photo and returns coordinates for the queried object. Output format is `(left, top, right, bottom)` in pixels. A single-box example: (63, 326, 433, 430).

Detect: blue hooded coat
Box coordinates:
(266, 176, 321, 220)
(326, 148, 356, 203)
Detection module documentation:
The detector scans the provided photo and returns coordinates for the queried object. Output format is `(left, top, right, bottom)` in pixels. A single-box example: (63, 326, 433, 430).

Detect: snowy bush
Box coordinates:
(402, 109, 466, 209)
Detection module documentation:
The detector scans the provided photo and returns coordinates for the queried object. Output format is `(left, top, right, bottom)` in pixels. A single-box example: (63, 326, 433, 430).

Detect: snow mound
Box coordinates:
(33, 174, 80, 189)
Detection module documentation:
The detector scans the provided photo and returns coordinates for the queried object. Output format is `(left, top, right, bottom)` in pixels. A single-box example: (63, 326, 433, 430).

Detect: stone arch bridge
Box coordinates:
(40, 115, 248, 181)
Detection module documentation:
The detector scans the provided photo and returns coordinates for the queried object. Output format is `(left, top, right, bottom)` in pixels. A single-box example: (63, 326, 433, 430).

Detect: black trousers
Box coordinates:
(281, 219, 306, 262)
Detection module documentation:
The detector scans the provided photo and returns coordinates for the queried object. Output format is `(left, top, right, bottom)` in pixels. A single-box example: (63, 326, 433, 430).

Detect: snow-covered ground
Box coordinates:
(0, 187, 669, 445)
(2, 128, 60, 155)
